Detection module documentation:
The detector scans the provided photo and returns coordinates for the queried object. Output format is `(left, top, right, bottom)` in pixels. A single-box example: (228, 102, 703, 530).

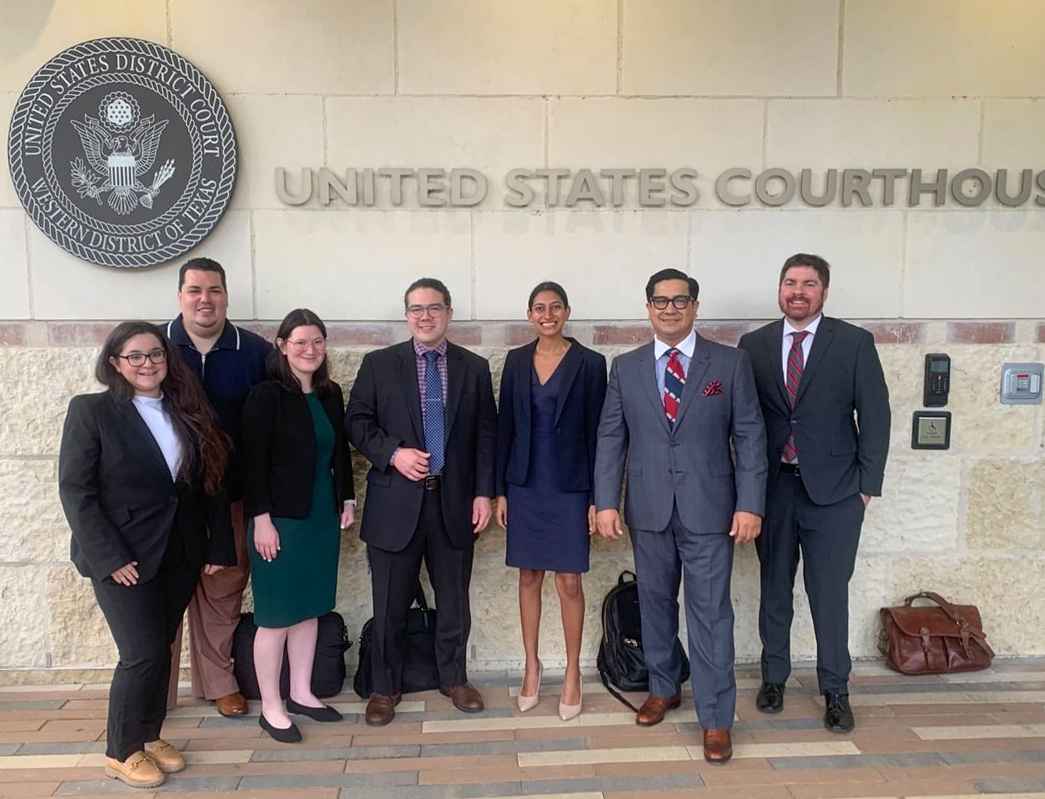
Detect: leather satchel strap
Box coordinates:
(901, 591, 991, 645)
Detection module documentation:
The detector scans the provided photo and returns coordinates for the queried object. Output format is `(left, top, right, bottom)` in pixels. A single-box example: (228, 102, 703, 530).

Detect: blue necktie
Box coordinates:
(423, 350, 445, 475)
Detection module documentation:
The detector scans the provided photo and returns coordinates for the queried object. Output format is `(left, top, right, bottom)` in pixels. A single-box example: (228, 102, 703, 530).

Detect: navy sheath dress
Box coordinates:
(505, 362, 590, 573)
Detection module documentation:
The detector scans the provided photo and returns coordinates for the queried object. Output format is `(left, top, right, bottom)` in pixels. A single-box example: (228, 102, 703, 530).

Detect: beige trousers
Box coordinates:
(168, 501, 250, 706)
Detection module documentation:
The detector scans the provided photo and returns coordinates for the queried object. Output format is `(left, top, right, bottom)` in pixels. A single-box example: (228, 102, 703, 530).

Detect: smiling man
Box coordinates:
(738, 253, 890, 734)
(347, 278, 497, 726)
(594, 268, 767, 764)
(165, 257, 272, 718)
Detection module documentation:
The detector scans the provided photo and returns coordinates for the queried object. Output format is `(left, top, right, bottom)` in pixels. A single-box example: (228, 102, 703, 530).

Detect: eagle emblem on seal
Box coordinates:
(69, 91, 176, 215)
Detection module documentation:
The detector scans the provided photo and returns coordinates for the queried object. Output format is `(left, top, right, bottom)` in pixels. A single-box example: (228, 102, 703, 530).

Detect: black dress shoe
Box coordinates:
(286, 698, 343, 722)
(823, 692, 855, 733)
(756, 682, 785, 714)
(259, 713, 302, 743)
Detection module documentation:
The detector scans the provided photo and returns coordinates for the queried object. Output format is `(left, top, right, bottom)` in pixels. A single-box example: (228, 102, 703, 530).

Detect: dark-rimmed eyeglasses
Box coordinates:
(407, 303, 448, 318)
(115, 349, 167, 367)
(649, 295, 695, 310)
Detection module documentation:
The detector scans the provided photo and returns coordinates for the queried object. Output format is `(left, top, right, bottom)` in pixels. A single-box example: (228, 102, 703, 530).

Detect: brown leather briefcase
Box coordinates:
(878, 591, 994, 675)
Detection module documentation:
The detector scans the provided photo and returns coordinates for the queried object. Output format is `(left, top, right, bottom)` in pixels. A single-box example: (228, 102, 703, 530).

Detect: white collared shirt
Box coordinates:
(781, 315, 821, 385)
(132, 394, 182, 480)
(654, 328, 696, 398)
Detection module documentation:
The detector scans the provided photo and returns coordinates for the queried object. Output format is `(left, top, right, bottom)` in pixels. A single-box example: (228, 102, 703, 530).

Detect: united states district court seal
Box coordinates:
(7, 37, 237, 268)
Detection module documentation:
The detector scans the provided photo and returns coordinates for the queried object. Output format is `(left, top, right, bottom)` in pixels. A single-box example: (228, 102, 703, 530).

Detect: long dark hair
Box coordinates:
(268, 308, 334, 397)
(96, 321, 230, 494)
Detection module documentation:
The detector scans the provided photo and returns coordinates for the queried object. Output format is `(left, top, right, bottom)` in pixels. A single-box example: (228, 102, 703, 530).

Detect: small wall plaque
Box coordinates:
(911, 411, 951, 450)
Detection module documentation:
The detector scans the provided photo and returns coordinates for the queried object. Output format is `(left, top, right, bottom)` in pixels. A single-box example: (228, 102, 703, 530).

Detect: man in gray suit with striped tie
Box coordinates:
(594, 268, 767, 764)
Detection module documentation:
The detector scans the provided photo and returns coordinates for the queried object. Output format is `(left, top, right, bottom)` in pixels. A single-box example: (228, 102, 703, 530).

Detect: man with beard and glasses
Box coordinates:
(738, 253, 890, 734)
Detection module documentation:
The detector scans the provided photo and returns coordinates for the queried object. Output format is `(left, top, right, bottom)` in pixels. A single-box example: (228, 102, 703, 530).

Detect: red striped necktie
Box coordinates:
(663, 348, 685, 426)
(782, 331, 810, 462)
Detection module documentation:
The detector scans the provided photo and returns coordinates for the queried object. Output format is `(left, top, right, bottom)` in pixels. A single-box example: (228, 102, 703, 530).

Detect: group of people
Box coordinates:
(57, 253, 890, 788)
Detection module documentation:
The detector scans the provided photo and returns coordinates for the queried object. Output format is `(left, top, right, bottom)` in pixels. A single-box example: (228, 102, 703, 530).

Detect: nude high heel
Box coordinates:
(517, 660, 543, 713)
(559, 676, 583, 721)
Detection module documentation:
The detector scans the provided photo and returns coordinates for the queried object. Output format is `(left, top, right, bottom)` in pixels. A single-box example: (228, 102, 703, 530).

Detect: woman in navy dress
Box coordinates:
(495, 282, 607, 721)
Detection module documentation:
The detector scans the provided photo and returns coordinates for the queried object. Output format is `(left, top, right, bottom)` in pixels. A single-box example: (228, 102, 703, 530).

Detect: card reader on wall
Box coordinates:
(923, 353, 950, 407)
(1000, 363, 1044, 405)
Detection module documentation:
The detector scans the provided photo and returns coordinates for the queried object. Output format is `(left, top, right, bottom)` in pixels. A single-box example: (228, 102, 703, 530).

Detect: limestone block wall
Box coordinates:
(0, 1, 1043, 675)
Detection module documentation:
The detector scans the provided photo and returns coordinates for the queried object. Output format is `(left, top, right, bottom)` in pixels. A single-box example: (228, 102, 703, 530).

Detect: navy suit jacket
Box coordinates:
(495, 339, 607, 498)
(738, 316, 891, 505)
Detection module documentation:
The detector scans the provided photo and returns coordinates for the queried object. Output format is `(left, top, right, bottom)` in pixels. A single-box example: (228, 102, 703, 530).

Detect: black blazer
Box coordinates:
(496, 339, 607, 498)
(58, 392, 235, 583)
(241, 380, 355, 520)
(738, 316, 891, 505)
(346, 340, 497, 552)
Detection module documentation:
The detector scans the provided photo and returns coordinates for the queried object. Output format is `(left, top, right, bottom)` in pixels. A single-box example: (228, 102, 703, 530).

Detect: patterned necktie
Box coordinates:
(782, 331, 810, 463)
(663, 348, 685, 426)
(423, 350, 445, 475)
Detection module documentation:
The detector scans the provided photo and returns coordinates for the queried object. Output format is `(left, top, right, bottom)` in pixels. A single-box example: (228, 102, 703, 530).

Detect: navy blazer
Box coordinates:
(496, 338, 607, 498)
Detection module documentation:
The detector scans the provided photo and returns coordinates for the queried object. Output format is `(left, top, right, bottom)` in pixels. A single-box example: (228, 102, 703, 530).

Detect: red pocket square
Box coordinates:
(703, 379, 723, 397)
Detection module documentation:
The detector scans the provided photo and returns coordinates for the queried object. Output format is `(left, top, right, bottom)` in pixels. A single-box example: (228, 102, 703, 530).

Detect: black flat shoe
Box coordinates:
(286, 698, 343, 722)
(259, 713, 302, 743)
(823, 692, 855, 733)
(756, 682, 785, 713)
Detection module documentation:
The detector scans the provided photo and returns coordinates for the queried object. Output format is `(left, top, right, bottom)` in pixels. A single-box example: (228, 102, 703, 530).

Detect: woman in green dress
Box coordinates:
(242, 309, 355, 742)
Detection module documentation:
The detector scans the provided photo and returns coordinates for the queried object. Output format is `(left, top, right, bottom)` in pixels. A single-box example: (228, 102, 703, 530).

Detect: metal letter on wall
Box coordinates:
(7, 38, 237, 268)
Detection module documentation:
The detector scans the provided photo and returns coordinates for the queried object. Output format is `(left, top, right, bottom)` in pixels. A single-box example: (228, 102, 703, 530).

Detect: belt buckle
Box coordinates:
(423, 475, 440, 491)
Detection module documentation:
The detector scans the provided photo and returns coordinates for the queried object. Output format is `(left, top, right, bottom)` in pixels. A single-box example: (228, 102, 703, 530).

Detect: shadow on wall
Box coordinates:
(0, 2, 55, 61)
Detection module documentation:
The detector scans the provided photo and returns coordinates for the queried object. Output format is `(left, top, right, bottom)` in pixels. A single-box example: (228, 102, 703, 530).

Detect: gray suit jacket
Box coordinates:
(594, 332, 768, 534)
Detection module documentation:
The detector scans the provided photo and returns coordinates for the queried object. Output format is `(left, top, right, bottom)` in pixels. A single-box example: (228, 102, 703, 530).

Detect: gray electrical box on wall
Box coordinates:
(1000, 363, 1044, 405)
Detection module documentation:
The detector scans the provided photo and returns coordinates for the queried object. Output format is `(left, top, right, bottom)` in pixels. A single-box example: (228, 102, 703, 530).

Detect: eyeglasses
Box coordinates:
(115, 348, 167, 367)
(649, 295, 695, 310)
(286, 337, 326, 350)
(407, 303, 448, 318)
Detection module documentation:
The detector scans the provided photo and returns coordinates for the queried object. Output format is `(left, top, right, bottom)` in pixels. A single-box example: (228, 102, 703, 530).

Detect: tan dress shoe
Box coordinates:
(104, 751, 166, 788)
(703, 727, 733, 764)
(364, 693, 401, 727)
(635, 693, 681, 726)
(144, 738, 186, 773)
(215, 691, 248, 717)
(440, 683, 485, 713)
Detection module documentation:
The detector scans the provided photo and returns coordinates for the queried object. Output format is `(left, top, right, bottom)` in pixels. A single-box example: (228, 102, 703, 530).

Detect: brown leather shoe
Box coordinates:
(703, 727, 733, 764)
(364, 693, 401, 727)
(635, 693, 681, 726)
(440, 683, 484, 713)
(143, 738, 186, 773)
(214, 691, 248, 717)
(104, 751, 166, 788)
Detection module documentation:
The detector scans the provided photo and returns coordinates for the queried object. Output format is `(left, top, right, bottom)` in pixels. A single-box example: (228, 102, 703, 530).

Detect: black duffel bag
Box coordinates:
(353, 583, 439, 699)
(233, 611, 351, 700)
(597, 570, 690, 711)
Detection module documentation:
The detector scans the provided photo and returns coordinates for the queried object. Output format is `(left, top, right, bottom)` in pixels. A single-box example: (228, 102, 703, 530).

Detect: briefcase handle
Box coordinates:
(903, 591, 967, 628)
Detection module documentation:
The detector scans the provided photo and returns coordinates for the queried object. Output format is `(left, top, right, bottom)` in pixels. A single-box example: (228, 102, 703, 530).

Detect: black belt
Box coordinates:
(779, 462, 801, 475)
(423, 475, 442, 491)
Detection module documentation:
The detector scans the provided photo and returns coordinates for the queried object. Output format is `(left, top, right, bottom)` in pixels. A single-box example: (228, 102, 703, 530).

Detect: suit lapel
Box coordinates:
(638, 342, 671, 437)
(113, 394, 175, 483)
(443, 343, 466, 443)
(766, 319, 791, 412)
(397, 341, 424, 443)
(795, 317, 835, 406)
(673, 333, 710, 430)
(518, 340, 536, 430)
(552, 339, 583, 427)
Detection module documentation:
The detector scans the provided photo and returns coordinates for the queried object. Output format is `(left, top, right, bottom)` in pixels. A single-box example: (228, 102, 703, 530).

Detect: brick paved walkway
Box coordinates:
(1, 660, 1044, 797)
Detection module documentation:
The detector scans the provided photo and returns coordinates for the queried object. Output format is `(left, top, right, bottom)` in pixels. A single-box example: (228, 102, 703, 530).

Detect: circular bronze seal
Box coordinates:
(7, 37, 237, 268)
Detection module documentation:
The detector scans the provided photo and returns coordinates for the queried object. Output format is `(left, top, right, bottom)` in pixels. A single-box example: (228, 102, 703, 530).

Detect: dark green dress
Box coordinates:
(249, 393, 340, 628)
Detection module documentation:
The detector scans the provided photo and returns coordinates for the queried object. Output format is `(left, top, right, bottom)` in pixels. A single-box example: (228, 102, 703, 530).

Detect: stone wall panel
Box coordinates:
(967, 459, 1045, 550)
(0, 93, 16, 208)
(0, 211, 30, 319)
(0, 459, 66, 563)
(0, 565, 51, 668)
(946, 345, 1040, 452)
(0, 349, 96, 457)
(46, 565, 117, 667)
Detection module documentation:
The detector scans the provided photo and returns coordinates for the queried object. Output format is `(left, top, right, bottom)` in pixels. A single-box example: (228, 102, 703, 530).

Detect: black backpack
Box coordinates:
(597, 570, 690, 711)
(353, 584, 440, 699)
(232, 611, 351, 700)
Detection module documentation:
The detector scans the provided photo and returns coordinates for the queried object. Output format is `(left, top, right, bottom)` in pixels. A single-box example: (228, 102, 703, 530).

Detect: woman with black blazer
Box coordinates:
(58, 322, 233, 789)
(495, 282, 607, 721)
(241, 308, 355, 742)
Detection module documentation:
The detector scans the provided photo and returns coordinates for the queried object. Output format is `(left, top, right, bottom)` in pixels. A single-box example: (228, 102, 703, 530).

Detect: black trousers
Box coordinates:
(755, 471, 865, 694)
(92, 529, 201, 760)
(367, 486, 474, 696)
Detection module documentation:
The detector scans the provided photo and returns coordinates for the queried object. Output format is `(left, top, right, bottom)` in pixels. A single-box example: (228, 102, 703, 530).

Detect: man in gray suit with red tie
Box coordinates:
(738, 253, 890, 734)
(595, 268, 767, 764)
